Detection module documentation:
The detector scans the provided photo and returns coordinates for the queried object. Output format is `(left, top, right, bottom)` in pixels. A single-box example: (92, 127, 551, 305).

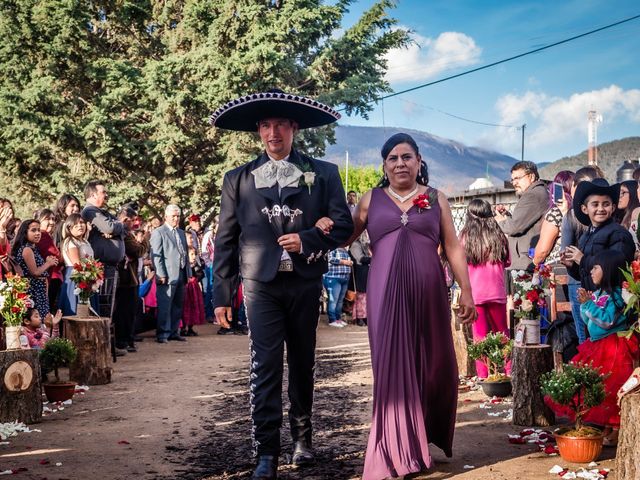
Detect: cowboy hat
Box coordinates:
(209, 89, 340, 131)
(573, 178, 620, 226)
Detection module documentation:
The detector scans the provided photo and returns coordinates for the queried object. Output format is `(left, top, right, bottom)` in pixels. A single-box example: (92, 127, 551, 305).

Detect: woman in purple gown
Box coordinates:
(349, 133, 476, 479)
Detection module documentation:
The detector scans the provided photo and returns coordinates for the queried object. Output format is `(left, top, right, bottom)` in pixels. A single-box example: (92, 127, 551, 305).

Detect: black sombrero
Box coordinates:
(209, 89, 341, 131)
(573, 178, 620, 226)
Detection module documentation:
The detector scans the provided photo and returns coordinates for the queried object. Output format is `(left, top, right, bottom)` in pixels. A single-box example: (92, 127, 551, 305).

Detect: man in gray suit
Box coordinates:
(150, 204, 191, 343)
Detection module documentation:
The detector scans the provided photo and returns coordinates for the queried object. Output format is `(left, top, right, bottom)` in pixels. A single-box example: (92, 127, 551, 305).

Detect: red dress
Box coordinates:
(182, 275, 205, 327)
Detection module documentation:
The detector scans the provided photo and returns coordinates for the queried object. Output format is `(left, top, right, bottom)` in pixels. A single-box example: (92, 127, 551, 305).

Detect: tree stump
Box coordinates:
(451, 315, 476, 377)
(64, 316, 112, 385)
(512, 344, 555, 426)
(0, 349, 42, 424)
(616, 391, 640, 479)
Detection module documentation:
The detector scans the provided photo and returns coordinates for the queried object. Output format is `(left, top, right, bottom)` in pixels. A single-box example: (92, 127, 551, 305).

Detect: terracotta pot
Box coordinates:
(554, 428, 604, 463)
(479, 378, 512, 397)
(4, 325, 21, 350)
(43, 382, 77, 403)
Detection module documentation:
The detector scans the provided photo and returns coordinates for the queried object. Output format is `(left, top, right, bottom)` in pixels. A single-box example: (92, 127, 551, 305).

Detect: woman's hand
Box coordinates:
(46, 255, 59, 267)
(315, 217, 334, 235)
(557, 198, 570, 216)
(454, 289, 477, 324)
(0, 207, 12, 229)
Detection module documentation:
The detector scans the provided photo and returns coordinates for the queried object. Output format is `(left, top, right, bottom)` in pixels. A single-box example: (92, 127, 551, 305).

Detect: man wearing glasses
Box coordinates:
(494, 161, 549, 270)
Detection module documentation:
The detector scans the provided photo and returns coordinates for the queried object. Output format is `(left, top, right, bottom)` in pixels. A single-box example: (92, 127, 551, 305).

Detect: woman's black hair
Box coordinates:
(614, 180, 640, 228)
(11, 218, 39, 256)
(377, 133, 429, 187)
(54, 193, 81, 222)
(592, 249, 626, 296)
(459, 199, 509, 266)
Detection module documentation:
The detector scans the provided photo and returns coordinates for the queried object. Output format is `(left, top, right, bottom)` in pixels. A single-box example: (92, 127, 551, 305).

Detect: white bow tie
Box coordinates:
(252, 160, 303, 189)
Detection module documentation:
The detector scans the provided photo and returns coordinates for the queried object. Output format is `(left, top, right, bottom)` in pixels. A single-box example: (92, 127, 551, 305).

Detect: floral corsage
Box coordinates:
(298, 163, 316, 194)
(413, 194, 431, 212)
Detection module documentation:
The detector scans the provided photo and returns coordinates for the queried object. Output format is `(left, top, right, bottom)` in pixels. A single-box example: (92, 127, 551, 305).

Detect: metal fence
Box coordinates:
(450, 202, 517, 234)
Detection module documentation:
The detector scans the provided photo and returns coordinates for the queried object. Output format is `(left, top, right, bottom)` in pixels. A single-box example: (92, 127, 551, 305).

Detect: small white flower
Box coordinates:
(73, 288, 81, 296)
(621, 288, 633, 304)
(303, 171, 316, 194)
(520, 299, 533, 312)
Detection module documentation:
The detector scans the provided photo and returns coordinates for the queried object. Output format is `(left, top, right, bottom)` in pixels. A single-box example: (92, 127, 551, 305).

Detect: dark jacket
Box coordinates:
(498, 180, 549, 270)
(117, 231, 148, 288)
(212, 149, 354, 307)
(82, 204, 126, 266)
(567, 219, 635, 290)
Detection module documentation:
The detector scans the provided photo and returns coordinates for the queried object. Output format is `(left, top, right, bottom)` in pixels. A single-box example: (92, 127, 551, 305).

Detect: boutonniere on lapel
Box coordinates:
(298, 162, 316, 195)
(412, 189, 436, 213)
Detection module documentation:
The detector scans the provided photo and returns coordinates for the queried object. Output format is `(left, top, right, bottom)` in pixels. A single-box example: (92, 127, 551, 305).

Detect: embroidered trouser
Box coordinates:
(243, 273, 323, 456)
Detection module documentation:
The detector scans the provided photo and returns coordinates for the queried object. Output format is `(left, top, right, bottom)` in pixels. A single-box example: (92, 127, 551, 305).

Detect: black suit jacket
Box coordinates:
(212, 149, 354, 307)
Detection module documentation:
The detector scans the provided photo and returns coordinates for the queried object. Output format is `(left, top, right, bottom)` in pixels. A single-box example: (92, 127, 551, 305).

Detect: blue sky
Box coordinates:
(339, 1, 640, 164)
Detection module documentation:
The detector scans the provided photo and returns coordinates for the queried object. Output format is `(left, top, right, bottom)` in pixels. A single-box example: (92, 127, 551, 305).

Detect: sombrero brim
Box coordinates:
(573, 181, 620, 226)
(209, 92, 341, 131)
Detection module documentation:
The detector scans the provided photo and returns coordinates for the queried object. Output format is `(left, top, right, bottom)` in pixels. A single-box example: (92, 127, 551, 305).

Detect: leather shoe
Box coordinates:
(156, 338, 168, 344)
(252, 455, 278, 479)
(168, 335, 187, 342)
(292, 440, 314, 466)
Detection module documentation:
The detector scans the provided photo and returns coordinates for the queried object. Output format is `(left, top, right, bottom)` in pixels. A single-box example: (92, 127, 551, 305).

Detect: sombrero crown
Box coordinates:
(209, 89, 341, 132)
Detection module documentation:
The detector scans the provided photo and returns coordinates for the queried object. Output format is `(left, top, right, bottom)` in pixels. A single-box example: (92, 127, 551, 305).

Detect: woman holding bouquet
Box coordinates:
(12, 219, 59, 319)
(58, 214, 94, 315)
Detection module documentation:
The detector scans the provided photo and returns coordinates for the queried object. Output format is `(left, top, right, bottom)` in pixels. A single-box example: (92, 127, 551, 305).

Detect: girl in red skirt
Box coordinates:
(181, 247, 205, 336)
(552, 250, 639, 445)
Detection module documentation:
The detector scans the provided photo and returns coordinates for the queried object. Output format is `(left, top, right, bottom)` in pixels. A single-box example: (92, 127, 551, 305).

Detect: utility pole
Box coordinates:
(521, 124, 526, 161)
(345, 151, 349, 193)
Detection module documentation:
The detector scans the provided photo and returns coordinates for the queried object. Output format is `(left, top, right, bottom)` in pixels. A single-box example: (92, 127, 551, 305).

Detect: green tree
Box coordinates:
(0, 0, 409, 222)
(339, 165, 382, 195)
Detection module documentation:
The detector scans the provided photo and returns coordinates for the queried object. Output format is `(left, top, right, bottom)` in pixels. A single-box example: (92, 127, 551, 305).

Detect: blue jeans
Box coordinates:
(203, 264, 214, 319)
(568, 281, 587, 344)
(323, 276, 349, 323)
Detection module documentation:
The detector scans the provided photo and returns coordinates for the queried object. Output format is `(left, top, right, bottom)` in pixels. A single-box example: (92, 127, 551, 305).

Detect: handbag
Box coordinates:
(0, 254, 23, 277)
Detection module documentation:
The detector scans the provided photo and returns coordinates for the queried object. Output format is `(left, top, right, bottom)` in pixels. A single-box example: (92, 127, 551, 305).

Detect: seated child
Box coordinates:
(21, 308, 62, 349)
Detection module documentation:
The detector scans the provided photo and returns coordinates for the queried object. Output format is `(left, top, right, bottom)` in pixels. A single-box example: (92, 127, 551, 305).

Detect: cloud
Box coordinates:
(486, 85, 640, 154)
(385, 31, 482, 84)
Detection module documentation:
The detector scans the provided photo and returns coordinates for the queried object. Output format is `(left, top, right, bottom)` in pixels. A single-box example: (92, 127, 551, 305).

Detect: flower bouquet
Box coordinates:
(619, 260, 640, 336)
(0, 274, 32, 349)
(511, 264, 554, 344)
(70, 257, 104, 304)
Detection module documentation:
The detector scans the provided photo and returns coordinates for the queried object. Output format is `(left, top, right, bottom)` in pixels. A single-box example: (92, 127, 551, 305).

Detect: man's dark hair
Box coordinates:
(573, 165, 603, 186)
(633, 166, 640, 182)
(347, 190, 356, 196)
(84, 180, 105, 200)
(118, 206, 137, 220)
(510, 161, 539, 180)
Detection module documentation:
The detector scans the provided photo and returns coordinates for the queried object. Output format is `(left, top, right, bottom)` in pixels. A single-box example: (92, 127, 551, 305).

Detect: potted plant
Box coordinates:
(468, 332, 513, 397)
(511, 264, 554, 345)
(70, 257, 104, 317)
(540, 362, 607, 463)
(40, 337, 78, 402)
(0, 274, 31, 350)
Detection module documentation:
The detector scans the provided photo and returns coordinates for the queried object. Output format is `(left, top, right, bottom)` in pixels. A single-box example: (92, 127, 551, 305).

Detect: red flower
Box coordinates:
(526, 290, 539, 302)
(78, 281, 89, 290)
(623, 281, 630, 289)
(412, 194, 430, 211)
(16, 292, 27, 299)
(11, 305, 21, 313)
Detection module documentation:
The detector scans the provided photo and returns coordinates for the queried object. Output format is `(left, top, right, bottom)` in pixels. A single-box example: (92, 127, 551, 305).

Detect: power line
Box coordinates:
(400, 98, 519, 129)
(338, 13, 640, 111)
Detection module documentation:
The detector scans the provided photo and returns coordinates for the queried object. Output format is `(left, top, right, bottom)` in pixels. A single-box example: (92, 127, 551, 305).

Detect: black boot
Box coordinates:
(252, 455, 278, 479)
(292, 439, 314, 466)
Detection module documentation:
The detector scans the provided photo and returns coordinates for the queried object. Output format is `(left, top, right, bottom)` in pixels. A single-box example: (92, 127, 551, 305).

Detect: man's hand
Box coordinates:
(314, 217, 334, 235)
(563, 245, 584, 265)
(157, 276, 168, 285)
(214, 306, 232, 329)
(278, 233, 302, 253)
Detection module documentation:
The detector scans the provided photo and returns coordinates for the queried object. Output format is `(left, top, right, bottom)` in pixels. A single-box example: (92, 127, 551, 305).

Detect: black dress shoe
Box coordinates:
(133, 335, 144, 342)
(292, 440, 314, 466)
(252, 455, 278, 479)
(168, 335, 187, 342)
(156, 338, 168, 344)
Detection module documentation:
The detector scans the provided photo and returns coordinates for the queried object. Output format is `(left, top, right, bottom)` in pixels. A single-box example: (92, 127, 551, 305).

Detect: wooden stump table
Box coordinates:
(0, 349, 42, 424)
(451, 315, 476, 377)
(616, 391, 640, 479)
(512, 344, 555, 426)
(64, 315, 112, 385)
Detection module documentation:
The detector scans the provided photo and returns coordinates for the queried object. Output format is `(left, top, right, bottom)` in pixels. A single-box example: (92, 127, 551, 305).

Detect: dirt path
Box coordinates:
(0, 321, 618, 479)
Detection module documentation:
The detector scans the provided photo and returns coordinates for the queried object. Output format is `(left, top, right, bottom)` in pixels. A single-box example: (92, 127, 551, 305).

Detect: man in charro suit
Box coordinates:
(210, 90, 353, 480)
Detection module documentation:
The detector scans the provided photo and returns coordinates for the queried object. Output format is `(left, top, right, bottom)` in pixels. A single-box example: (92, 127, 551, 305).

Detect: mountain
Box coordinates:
(539, 137, 640, 182)
(324, 125, 519, 192)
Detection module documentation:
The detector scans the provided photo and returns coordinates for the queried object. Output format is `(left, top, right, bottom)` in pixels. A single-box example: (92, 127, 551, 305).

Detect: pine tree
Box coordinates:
(0, 0, 409, 221)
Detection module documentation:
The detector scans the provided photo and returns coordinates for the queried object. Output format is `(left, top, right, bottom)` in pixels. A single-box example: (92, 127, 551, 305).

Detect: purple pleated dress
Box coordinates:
(362, 188, 458, 480)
